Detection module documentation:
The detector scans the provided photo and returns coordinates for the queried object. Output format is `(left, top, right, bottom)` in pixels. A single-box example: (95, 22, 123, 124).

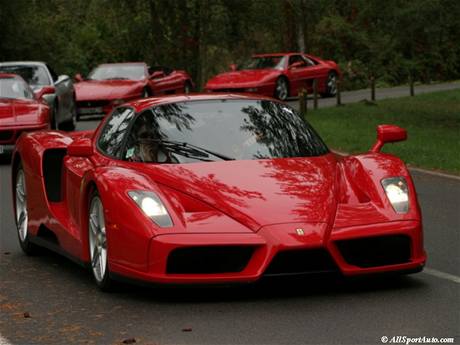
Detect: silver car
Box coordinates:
(0, 61, 76, 130)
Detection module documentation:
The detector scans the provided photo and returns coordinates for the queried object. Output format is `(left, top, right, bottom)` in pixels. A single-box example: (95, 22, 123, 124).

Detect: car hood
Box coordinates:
(140, 155, 338, 231)
(75, 79, 145, 101)
(206, 69, 280, 88)
(0, 98, 42, 125)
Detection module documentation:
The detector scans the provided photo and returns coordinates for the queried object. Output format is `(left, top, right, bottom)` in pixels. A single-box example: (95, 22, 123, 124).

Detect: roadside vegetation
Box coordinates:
(0, 1, 459, 89)
(307, 90, 460, 174)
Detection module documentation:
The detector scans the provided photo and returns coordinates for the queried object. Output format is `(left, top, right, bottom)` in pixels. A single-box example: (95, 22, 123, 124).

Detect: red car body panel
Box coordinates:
(12, 94, 426, 285)
(0, 74, 50, 150)
(205, 53, 341, 98)
(75, 62, 193, 117)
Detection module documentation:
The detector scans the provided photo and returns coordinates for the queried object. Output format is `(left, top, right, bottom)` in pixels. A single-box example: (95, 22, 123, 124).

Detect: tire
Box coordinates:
(184, 81, 192, 94)
(14, 162, 40, 255)
(88, 190, 114, 291)
(274, 77, 289, 101)
(323, 71, 338, 97)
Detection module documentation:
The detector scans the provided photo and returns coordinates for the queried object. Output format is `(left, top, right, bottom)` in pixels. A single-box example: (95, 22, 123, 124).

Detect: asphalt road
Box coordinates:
(286, 80, 460, 109)
(1, 85, 460, 345)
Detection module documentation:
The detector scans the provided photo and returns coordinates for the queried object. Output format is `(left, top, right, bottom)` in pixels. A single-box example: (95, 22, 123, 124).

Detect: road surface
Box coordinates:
(1, 84, 459, 344)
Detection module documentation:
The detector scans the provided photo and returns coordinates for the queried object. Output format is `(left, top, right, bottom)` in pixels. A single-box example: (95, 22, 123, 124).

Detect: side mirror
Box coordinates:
(229, 63, 237, 71)
(68, 137, 93, 157)
(34, 86, 55, 101)
(74, 73, 84, 82)
(150, 71, 164, 79)
(370, 124, 407, 153)
(288, 61, 305, 70)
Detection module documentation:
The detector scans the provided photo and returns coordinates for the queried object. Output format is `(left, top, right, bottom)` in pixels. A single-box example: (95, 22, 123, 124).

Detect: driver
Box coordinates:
(126, 115, 172, 163)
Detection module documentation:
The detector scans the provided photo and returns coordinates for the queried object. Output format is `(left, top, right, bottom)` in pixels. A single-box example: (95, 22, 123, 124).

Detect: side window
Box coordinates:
(288, 55, 306, 68)
(98, 107, 135, 158)
(302, 56, 316, 66)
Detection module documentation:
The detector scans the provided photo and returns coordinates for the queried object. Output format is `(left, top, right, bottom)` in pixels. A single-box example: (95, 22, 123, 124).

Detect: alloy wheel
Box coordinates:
(88, 196, 108, 283)
(15, 169, 28, 242)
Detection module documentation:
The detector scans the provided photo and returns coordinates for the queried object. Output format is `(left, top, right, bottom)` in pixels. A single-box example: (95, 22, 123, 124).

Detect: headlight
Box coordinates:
(381, 177, 409, 214)
(128, 191, 173, 228)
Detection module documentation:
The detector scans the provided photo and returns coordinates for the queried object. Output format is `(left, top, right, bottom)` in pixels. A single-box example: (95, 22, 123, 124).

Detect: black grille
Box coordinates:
(77, 100, 109, 108)
(0, 130, 14, 141)
(335, 235, 411, 268)
(264, 248, 338, 276)
(167, 246, 254, 274)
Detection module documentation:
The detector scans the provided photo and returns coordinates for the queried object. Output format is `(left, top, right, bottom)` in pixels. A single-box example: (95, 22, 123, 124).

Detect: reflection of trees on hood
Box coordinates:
(240, 101, 328, 159)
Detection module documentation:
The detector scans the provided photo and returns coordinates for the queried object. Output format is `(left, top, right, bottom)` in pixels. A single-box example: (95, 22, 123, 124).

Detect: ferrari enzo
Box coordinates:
(0, 73, 54, 156)
(205, 53, 341, 101)
(12, 94, 425, 290)
(74, 62, 194, 120)
(0, 61, 77, 130)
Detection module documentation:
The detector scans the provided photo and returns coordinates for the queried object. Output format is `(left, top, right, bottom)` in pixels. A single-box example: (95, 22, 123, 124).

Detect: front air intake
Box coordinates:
(167, 246, 254, 274)
(264, 248, 339, 276)
(335, 235, 411, 268)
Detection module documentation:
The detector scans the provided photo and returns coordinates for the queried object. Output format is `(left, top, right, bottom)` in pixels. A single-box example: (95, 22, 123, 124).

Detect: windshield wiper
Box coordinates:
(137, 139, 235, 161)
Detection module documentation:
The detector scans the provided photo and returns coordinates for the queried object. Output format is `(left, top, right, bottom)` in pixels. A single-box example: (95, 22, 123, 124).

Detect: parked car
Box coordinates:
(205, 53, 341, 101)
(12, 93, 425, 290)
(0, 73, 54, 155)
(74, 62, 194, 120)
(0, 61, 76, 130)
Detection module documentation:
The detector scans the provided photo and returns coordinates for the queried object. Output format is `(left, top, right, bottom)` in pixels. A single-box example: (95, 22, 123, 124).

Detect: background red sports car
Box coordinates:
(12, 94, 425, 290)
(74, 62, 194, 120)
(205, 53, 341, 100)
(0, 73, 53, 155)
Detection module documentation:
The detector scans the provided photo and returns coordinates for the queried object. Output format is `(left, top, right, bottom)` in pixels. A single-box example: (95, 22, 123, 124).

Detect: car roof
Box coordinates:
(127, 93, 282, 112)
(0, 61, 47, 66)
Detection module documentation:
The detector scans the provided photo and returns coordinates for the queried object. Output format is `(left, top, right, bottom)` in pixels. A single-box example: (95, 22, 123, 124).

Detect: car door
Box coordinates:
(64, 107, 135, 230)
(47, 64, 74, 122)
(286, 55, 309, 95)
(148, 67, 181, 94)
(300, 55, 329, 92)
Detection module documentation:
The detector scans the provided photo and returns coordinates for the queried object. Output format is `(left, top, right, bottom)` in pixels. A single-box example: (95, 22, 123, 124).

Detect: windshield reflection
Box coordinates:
(123, 99, 329, 163)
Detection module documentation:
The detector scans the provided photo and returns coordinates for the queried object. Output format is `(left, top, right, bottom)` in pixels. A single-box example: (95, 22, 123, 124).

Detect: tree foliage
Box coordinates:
(0, 0, 458, 90)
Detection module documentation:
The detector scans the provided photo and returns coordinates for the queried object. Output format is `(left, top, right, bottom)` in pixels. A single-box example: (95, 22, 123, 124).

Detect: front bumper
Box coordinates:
(109, 220, 426, 284)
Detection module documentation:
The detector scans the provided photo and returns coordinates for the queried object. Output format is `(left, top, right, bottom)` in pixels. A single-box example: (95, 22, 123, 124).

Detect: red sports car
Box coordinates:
(205, 53, 341, 100)
(74, 62, 194, 119)
(0, 73, 54, 155)
(12, 94, 426, 290)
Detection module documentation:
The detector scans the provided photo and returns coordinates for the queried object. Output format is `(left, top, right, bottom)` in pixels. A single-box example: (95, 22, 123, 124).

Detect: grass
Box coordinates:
(306, 89, 460, 175)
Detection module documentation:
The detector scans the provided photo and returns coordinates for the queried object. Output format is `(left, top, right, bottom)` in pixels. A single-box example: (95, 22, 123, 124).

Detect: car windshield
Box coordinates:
(0, 65, 50, 87)
(0, 77, 34, 99)
(123, 99, 328, 163)
(239, 56, 286, 70)
(88, 64, 146, 81)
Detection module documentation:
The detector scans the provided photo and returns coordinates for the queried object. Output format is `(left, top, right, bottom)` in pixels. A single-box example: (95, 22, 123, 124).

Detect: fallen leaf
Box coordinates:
(23, 312, 31, 318)
(181, 327, 192, 332)
(122, 338, 136, 344)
